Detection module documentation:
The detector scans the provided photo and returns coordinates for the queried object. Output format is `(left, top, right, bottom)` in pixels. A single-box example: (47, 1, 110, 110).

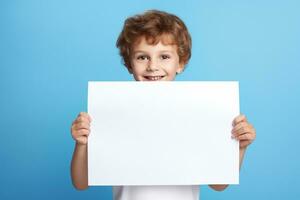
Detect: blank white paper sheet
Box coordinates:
(88, 81, 240, 186)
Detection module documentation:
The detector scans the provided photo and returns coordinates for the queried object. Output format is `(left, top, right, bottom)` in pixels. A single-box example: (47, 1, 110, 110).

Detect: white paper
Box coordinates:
(88, 81, 239, 186)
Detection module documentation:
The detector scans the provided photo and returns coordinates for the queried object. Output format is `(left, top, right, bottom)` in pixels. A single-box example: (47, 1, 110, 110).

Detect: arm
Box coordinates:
(209, 114, 256, 191)
(71, 143, 88, 190)
(70, 112, 91, 190)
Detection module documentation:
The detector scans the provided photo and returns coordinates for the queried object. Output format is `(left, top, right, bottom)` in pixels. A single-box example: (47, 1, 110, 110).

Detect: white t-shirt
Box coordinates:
(113, 185, 200, 200)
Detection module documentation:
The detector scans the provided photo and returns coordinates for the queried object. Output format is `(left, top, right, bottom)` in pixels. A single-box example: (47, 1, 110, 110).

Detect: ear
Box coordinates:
(176, 62, 185, 74)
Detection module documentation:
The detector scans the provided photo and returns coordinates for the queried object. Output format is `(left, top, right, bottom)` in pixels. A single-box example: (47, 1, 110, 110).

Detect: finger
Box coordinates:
(75, 129, 90, 137)
(235, 133, 255, 141)
(74, 116, 91, 125)
(78, 112, 92, 123)
(72, 114, 90, 126)
(232, 129, 246, 139)
(232, 126, 253, 137)
(72, 130, 90, 140)
(232, 122, 249, 133)
(232, 114, 247, 126)
(72, 122, 90, 131)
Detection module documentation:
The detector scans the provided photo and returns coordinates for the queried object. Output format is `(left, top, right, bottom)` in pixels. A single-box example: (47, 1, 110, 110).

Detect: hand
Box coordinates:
(71, 112, 92, 145)
(231, 114, 256, 149)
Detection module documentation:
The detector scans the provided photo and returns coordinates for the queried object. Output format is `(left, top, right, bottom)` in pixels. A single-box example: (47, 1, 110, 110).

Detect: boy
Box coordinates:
(71, 10, 256, 200)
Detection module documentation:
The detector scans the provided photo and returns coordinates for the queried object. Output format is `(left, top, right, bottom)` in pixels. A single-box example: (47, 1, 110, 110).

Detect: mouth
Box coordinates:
(143, 75, 166, 81)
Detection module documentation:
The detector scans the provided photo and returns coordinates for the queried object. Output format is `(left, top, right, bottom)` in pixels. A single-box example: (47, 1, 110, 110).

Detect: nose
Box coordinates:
(146, 58, 159, 72)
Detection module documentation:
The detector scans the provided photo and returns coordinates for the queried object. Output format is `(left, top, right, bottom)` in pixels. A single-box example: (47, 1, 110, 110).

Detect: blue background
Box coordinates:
(1, 0, 299, 199)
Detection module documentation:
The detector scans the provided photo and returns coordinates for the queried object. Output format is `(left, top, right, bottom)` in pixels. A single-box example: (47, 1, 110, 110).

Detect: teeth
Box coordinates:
(146, 76, 163, 81)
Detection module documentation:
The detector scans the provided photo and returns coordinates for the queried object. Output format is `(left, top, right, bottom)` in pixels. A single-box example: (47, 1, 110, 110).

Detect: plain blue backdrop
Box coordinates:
(1, 0, 299, 199)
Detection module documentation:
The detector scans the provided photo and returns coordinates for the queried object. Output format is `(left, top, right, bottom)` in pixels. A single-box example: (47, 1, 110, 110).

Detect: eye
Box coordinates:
(161, 54, 171, 60)
(137, 55, 149, 60)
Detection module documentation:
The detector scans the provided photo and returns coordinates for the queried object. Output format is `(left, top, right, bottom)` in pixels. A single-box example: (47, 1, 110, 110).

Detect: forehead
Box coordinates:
(132, 35, 178, 52)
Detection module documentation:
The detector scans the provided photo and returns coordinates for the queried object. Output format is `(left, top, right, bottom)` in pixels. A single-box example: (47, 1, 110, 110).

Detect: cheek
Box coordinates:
(131, 62, 146, 77)
(163, 60, 180, 74)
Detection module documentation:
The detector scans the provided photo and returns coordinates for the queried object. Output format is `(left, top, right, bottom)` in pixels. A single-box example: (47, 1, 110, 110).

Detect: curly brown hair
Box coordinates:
(116, 10, 192, 70)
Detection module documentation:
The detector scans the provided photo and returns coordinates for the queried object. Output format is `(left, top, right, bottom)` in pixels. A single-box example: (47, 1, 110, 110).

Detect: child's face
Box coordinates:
(129, 36, 185, 81)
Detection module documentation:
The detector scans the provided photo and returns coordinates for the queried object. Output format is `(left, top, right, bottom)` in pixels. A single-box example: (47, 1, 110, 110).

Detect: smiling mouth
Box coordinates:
(143, 76, 165, 81)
